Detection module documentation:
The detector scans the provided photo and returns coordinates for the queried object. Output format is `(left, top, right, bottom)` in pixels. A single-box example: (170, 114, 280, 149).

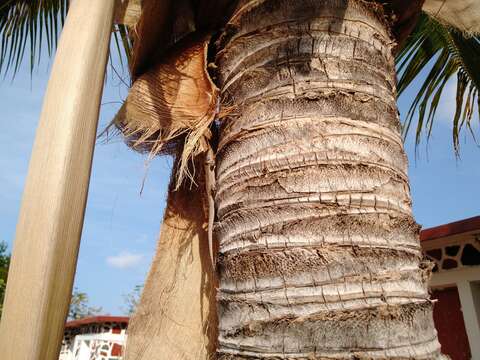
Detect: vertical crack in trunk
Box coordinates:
(214, 0, 444, 358)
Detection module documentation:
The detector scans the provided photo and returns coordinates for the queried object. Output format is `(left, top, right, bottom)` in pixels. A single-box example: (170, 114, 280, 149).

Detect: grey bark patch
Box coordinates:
(214, 0, 444, 358)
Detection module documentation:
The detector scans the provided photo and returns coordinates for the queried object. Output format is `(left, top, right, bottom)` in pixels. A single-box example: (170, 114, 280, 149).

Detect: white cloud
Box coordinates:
(106, 252, 144, 269)
(434, 77, 478, 124)
(436, 78, 457, 123)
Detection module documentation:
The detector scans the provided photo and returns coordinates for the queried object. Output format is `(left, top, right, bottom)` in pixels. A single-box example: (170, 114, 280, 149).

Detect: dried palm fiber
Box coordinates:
(115, 3, 221, 360)
(113, 34, 219, 186)
(124, 156, 217, 360)
(128, 0, 174, 79)
(423, 0, 480, 35)
(383, 0, 425, 50)
(114, 0, 141, 27)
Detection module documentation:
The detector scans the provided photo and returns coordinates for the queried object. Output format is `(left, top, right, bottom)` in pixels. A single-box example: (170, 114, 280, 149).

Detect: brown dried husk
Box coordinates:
(113, 35, 219, 186)
(423, 0, 480, 35)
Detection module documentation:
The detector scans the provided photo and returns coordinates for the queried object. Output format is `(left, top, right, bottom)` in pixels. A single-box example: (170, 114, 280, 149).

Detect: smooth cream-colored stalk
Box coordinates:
(0, 0, 115, 359)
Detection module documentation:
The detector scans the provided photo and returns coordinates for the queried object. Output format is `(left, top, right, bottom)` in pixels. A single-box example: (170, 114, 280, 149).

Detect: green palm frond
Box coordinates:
(0, 0, 132, 78)
(396, 13, 480, 153)
(112, 23, 133, 70)
(0, 0, 69, 76)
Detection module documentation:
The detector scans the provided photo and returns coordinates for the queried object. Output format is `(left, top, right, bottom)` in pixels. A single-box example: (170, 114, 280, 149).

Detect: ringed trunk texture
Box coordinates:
(214, 0, 444, 358)
(124, 163, 217, 360)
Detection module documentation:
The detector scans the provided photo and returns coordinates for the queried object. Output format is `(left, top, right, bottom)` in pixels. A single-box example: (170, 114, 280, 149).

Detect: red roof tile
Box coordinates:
(65, 316, 129, 329)
(420, 216, 480, 242)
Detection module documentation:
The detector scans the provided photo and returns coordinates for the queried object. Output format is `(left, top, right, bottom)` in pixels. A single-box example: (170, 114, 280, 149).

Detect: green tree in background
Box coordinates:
(122, 284, 143, 315)
(68, 287, 103, 320)
(0, 241, 11, 318)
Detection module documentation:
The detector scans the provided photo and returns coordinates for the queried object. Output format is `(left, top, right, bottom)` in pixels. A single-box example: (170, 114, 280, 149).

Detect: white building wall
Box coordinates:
(60, 323, 127, 360)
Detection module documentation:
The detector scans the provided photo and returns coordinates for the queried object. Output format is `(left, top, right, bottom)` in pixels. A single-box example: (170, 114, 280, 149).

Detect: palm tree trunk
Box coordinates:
(124, 161, 217, 360)
(213, 0, 444, 358)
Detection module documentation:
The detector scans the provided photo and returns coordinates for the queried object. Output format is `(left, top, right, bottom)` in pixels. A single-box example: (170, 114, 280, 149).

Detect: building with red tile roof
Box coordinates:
(60, 316, 128, 360)
(421, 216, 480, 360)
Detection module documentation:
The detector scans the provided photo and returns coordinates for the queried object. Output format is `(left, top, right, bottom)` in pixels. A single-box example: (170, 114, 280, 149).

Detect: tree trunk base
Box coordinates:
(124, 170, 217, 360)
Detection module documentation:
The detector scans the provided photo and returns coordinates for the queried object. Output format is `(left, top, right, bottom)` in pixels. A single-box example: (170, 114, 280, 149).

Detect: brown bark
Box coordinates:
(124, 162, 217, 360)
(213, 0, 444, 358)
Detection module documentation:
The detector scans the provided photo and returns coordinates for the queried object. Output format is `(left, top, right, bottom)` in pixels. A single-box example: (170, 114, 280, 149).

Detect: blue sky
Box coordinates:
(0, 44, 479, 315)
